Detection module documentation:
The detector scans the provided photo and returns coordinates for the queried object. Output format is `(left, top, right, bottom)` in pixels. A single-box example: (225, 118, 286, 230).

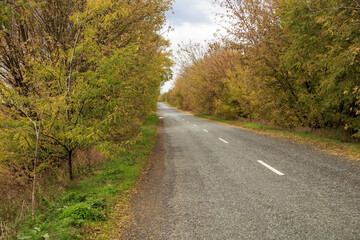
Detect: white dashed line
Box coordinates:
(218, 138, 229, 144)
(257, 160, 284, 176)
(193, 124, 197, 127)
(203, 129, 209, 132)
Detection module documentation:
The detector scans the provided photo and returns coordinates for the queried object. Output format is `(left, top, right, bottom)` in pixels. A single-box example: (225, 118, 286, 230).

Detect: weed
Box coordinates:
(59, 202, 106, 227)
(62, 192, 88, 203)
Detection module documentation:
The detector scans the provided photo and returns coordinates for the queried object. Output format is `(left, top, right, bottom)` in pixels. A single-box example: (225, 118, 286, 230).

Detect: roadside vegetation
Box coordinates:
(16, 114, 158, 239)
(163, 0, 360, 145)
(0, 0, 171, 238)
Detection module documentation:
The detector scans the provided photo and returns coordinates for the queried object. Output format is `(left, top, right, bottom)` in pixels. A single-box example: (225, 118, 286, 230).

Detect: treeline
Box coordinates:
(0, 0, 171, 227)
(165, 0, 360, 137)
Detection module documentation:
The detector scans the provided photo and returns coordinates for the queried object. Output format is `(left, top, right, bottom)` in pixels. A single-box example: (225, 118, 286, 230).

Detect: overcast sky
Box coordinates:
(161, 0, 224, 93)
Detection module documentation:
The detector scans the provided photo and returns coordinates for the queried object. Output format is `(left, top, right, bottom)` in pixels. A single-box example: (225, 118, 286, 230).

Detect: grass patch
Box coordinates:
(195, 113, 279, 131)
(16, 114, 159, 240)
(294, 131, 315, 139)
(244, 122, 265, 129)
(195, 113, 226, 122)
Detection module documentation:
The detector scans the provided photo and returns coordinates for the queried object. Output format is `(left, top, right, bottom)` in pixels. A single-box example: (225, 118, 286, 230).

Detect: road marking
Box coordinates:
(193, 124, 197, 127)
(257, 160, 284, 176)
(218, 138, 229, 144)
(203, 129, 209, 132)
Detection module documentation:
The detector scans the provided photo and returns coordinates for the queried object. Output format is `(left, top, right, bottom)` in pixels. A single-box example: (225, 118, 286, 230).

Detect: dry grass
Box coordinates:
(0, 220, 16, 239)
(73, 147, 106, 178)
(0, 167, 31, 238)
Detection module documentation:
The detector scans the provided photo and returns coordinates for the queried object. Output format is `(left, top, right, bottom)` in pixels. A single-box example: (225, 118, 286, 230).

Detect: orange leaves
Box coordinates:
(354, 86, 359, 93)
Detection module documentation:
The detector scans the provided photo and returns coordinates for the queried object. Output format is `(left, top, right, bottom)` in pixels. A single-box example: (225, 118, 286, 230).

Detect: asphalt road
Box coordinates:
(122, 102, 360, 239)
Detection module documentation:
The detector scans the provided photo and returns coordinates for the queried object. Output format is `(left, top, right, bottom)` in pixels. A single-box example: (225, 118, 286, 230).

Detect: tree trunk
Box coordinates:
(31, 121, 41, 221)
(68, 149, 73, 180)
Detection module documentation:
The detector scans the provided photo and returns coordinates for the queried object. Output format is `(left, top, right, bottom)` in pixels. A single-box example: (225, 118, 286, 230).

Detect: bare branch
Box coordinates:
(74, 100, 85, 126)
(41, 133, 69, 151)
(67, 26, 82, 94)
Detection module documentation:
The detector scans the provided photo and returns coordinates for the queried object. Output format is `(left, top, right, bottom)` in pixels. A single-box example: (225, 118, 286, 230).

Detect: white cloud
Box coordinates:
(161, 0, 226, 93)
(161, 80, 174, 94)
(167, 22, 219, 52)
(160, 22, 220, 94)
(167, 0, 212, 26)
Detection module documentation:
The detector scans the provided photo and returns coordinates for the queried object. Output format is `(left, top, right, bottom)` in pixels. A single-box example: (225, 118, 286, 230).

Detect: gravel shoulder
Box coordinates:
(120, 118, 171, 239)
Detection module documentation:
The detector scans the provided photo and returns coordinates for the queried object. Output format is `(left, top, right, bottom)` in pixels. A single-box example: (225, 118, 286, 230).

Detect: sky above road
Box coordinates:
(161, 0, 224, 93)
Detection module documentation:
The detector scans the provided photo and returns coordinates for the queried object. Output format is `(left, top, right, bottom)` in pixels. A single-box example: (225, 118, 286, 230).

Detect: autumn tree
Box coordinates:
(0, 0, 172, 224)
(0, 0, 84, 219)
(168, 43, 260, 120)
(278, 0, 360, 131)
(170, 0, 360, 136)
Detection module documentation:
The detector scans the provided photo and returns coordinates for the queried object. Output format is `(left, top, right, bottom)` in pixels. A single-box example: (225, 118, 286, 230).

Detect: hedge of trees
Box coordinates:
(166, 0, 360, 137)
(0, 0, 171, 223)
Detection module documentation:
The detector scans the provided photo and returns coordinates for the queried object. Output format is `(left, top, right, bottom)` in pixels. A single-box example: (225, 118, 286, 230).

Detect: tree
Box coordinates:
(0, 0, 172, 223)
(277, 0, 360, 131)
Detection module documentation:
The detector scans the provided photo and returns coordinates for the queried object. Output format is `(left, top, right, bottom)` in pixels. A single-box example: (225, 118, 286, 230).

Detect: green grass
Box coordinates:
(294, 131, 314, 139)
(195, 113, 226, 122)
(244, 122, 266, 129)
(195, 113, 278, 131)
(16, 114, 158, 240)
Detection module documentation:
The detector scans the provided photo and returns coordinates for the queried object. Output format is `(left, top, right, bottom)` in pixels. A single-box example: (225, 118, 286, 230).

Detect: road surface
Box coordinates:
(122, 102, 360, 239)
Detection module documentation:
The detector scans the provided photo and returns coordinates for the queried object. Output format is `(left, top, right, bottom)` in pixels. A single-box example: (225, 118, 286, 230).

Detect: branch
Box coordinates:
(74, 100, 85, 126)
(70, 142, 78, 152)
(22, 135, 34, 150)
(67, 25, 82, 94)
(41, 133, 69, 151)
(325, 7, 360, 10)
(12, 100, 38, 133)
(66, 23, 82, 123)
(44, 110, 60, 135)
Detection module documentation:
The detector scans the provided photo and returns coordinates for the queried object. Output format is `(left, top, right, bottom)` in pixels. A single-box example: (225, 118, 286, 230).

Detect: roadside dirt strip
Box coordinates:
(120, 118, 172, 239)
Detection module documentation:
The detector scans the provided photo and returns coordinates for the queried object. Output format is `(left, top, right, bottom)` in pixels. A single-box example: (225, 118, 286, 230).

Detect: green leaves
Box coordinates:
(0, 1, 11, 33)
